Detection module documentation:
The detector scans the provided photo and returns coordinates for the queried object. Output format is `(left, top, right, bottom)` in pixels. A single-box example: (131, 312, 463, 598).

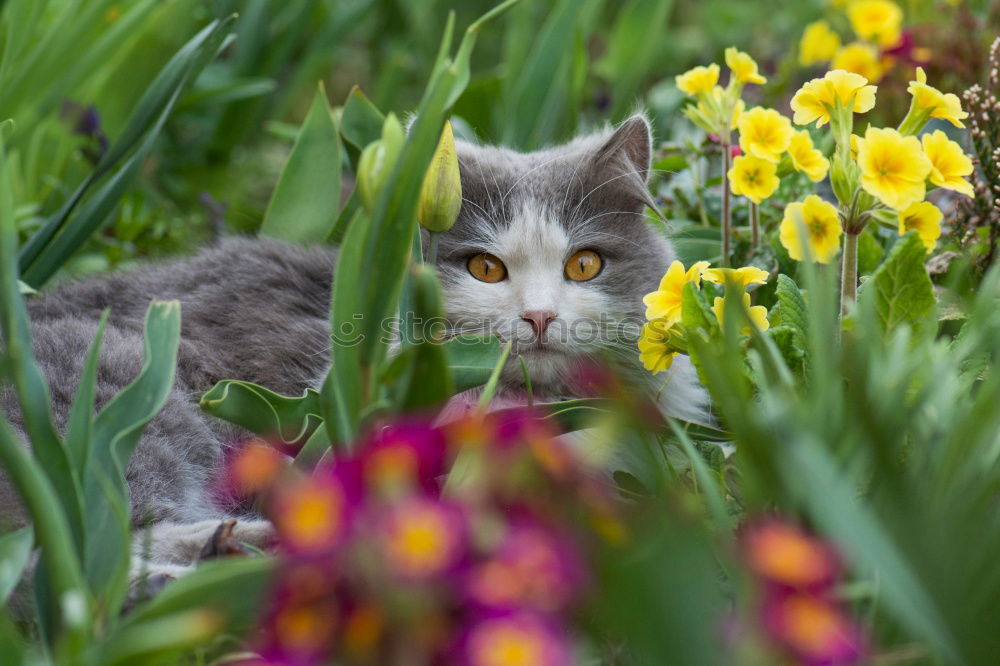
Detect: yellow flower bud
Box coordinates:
(357, 113, 405, 213)
(418, 121, 462, 232)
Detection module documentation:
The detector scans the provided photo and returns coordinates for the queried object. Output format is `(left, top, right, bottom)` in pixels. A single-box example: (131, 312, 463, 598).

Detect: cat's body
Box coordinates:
(0, 114, 707, 586)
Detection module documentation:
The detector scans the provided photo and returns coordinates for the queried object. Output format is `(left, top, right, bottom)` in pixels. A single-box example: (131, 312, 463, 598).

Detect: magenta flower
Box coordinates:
(270, 467, 357, 554)
(461, 612, 572, 666)
(358, 421, 447, 495)
(761, 590, 866, 665)
(466, 516, 586, 613)
(742, 519, 840, 591)
(375, 495, 467, 580)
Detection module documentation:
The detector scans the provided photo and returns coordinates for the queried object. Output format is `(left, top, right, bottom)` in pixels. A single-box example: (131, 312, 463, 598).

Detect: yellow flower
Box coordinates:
(638, 321, 677, 375)
(788, 130, 830, 182)
(799, 20, 842, 66)
(907, 67, 969, 128)
(725, 47, 766, 85)
(712, 293, 770, 334)
(643, 260, 710, 323)
(729, 155, 780, 204)
(676, 64, 720, 96)
(702, 266, 769, 288)
(790, 70, 877, 127)
(856, 127, 932, 210)
(848, 0, 903, 48)
(779, 195, 843, 264)
(831, 42, 883, 83)
(738, 107, 795, 163)
(920, 130, 974, 198)
(898, 201, 943, 252)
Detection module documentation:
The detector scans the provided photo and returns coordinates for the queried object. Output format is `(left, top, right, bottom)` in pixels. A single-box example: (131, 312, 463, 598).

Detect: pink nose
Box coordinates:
(521, 310, 556, 337)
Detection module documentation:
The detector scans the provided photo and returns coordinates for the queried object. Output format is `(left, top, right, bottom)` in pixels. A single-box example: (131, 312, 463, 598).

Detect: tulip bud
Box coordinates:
(417, 121, 462, 233)
(357, 112, 405, 213)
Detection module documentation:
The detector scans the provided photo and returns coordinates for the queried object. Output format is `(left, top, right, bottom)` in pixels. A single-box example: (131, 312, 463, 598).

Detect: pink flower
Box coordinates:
(375, 496, 466, 579)
(742, 519, 840, 590)
(466, 516, 586, 612)
(270, 468, 356, 554)
(461, 612, 572, 666)
(761, 590, 866, 665)
(358, 421, 447, 495)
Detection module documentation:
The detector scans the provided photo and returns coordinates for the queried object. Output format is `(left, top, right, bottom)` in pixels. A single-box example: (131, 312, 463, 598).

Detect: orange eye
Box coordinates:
(467, 253, 507, 283)
(565, 250, 602, 281)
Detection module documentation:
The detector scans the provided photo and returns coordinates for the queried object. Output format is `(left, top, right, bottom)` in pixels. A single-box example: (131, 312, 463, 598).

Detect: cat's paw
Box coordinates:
(198, 518, 275, 561)
(122, 564, 191, 614)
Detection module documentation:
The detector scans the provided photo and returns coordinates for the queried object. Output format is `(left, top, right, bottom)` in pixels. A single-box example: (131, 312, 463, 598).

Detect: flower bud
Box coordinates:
(357, 112, 405, 213)
(417, 121, 462, 233)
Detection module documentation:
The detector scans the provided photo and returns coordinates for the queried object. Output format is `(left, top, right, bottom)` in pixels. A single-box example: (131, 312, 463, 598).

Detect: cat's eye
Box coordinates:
(467, 252, 507, 283)
(565, 249, 603, 281)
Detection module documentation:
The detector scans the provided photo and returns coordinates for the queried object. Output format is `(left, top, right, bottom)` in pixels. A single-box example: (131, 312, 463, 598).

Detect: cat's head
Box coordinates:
(433, 114, 676, 396)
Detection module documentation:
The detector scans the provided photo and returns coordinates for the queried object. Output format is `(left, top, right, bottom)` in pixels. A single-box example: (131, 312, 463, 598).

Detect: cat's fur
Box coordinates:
(0, 114, 707, 585)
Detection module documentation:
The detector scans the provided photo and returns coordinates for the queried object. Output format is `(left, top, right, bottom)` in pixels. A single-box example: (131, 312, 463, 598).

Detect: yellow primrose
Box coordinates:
(729, 154, 780, 204)
(738, 107, 795, 163)
(799, 20, 841, 66)
(788, 130, 830, 182)
(702, 266, 769, 288)
(921, 130, 974, 197)
(638, 321, 677, 375)
(712, 293, 770, 335)
(898, 201, 943, 252)
(831, 42, 883, 83)
(856, 127, 932, 210)
(848, 0, 903, 48)
(643, 260, 710, 323)
(907, 67, 968, 128)
(725, 47, 767, 85)
(779, 195, 843, 264)
(790, 70, 877, 127)
(676, 64, 720, 96)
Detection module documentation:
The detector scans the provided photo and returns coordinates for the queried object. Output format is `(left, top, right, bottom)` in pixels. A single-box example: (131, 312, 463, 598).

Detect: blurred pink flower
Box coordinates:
(376, 496, 467, 579)
(761, 590, 866, 665)
(461, 612, 572, 666)
(742, 519, 840, 590)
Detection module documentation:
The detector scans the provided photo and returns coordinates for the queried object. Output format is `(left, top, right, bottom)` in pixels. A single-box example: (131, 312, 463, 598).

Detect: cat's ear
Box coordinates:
(594, 114, 652, 183)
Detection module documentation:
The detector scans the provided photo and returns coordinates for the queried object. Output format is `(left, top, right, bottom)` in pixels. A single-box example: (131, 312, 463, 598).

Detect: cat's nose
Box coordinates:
(521, 310, 556, 337)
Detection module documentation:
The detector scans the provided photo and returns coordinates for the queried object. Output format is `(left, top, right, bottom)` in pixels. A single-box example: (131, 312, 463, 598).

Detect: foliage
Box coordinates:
(1, 1, 1000, 665)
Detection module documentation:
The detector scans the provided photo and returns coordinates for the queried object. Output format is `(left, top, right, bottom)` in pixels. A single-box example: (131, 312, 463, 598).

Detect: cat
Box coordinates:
(0, 113, 708, 598)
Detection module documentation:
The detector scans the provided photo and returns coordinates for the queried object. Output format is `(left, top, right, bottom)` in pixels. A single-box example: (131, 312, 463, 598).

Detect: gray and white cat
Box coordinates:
(0, 114, 707, 590)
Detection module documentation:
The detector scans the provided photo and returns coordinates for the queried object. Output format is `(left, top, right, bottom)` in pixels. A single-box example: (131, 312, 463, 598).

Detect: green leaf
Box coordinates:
(396, 264, 454, 410)
(0, 527, 33, 605)
(260, 82, 341, 244)
(85, 301, 181, 609)
(501, 0, 595, 149)
(857, 227, 885, 275)
(18, 16, 236, 286)
(15, 280, 35, 295)
(339, 85, 385, 170)
(200, 382, 322, 446)
(859, 231, 937, 340)
(596, 0, 673, 118)
(443, 335, 503, 392)
(788, 441, 960, 663)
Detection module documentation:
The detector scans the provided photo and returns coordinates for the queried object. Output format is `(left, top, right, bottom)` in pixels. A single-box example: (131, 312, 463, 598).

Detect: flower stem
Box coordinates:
(721, 141, 732, 267)
(840, 231, 859, 317)
(750, 202, 760, 248)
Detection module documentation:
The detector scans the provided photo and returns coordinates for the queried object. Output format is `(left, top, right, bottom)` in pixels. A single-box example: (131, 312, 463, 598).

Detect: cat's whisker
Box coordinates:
(500, 153, 568, 205)
(569, 170, 646, 223)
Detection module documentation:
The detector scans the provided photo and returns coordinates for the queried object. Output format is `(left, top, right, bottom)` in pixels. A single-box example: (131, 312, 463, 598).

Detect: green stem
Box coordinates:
(750, 202, 760, 248)
(840, 231, 859, 318)
(721, 141, 732, 267)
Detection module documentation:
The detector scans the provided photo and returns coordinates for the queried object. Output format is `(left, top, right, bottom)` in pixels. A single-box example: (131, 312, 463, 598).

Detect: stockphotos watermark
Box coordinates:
(329, 314, 646, 347)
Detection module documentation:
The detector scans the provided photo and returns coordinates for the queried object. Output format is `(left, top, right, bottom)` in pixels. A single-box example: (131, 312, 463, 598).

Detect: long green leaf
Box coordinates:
(0, 526, 32, 605)
(442, 335, 503, 392)
(84, 301, 181, 609)
(260, 82, 341, 243)
(18, 16, 236, 284)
